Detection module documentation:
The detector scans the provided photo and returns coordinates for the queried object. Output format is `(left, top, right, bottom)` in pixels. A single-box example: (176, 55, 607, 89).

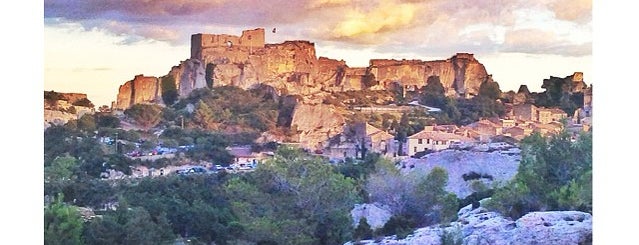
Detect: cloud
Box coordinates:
(329, 1, 418, 41)
(44, 0, 592, 57)
(71, 67, 112, 72)
(44, 0, 229, 20)
(501, 29, 591, 56)
(307, 0, 351, 9)
(548, 0, 591, 22)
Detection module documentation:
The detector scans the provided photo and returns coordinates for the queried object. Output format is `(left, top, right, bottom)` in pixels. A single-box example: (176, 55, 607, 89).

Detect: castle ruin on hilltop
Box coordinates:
(191, 28, 266, 60)
(115, 28, 495, 110)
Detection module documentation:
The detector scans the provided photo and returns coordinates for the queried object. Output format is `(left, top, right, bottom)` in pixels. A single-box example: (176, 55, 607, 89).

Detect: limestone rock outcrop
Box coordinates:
(399, 144, 521, 198)
(166, 58, 208, 97)
(347, 202, 592, 245)
(114, 58, 209, 110)
(542, 72, 588, 94)
(44, 92, 95, 129)
(114, 29, 496, 110)
(350, 203, 393, 230)
(290, 103, 346, 150)
(190, 29, 493, 97)
(114, 75, 162, 110)
(371, 53, 491, 96)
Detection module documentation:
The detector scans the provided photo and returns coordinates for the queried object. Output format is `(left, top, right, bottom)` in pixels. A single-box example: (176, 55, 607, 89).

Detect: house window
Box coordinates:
(427, 139, 430, 144)
(418, 139, 423, 144)
(413, 147, 417, 153)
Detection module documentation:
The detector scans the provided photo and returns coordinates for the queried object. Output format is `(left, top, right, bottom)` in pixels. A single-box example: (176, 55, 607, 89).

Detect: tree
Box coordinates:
(192, 100, 217, 130)
(487, 131, 592, 219)
(161, 76, 178, 105)
(77, 114, 96, 132)
(409, 167, 458, 225)
(124, 104, 163, 130)
(121, 175, 233, 244)
(187, 134, 233, 163)
(73, 98, 95, 108)
(225, 146, 360, 244)
(478, 80, 502, 100)
(361, 67, 377, 89)
(421, 76, 447, 108)
(366, 163, 458, 228)
(353, 218, 373, 241)
(96, 114, 120, 128)
(98, 105, 111, 113)
(83, 204, 174, 245)
(45, 156, 78, 181)
(44, 193, 84, 245)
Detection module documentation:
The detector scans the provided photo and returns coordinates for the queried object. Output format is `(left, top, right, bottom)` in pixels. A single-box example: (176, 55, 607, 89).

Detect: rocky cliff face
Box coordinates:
(166, 58, 208, 97)
(114, 75, 162, 110)
(202, 43, 491, 97)
(542, 72, 588, 94)
(114, 59, 209, 110)
(290, 103, 346, 150)
(369, 53, 491, 96)
(113, 29, 496, 112)
(44, 92, 95, 129)
(347, 201, 592, 245)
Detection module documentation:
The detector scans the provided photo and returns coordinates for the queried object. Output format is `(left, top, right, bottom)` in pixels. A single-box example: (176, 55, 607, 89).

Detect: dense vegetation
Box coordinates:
(418, 78, 505, 126)
(45, 147, 364, 244)
(160, 76, 179, 105)
(176, 86, 279, 135)
(487, 130, 592, 219)
(44, 80, 591, 244)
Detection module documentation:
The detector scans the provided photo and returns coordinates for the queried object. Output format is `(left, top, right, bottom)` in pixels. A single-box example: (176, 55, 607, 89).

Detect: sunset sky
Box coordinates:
(44, 0, 592, 107)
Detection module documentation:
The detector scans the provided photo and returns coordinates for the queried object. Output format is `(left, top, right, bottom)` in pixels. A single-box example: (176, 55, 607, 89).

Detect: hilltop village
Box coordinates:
(44, 28, 593, 244)
(46, 28, 592, 162)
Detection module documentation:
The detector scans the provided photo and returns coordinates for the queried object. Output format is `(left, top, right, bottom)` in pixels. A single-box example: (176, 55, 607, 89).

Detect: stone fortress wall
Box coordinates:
(115, 28, 494, 110)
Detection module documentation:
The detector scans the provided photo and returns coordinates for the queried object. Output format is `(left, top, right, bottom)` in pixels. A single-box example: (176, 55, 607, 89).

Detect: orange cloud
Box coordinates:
(330, 1, 418, 41)
(548, 0, 591, 22)
(307, 0, 351, 9)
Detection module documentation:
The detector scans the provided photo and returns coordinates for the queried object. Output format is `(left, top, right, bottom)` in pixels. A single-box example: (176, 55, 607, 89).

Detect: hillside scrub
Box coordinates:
(486, 131, 592, 219)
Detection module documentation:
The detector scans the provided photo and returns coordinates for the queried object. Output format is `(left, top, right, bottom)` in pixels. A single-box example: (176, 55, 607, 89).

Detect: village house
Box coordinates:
(407, 126, 474, 156)
(500, 118, 516, 128)
(226, 145, 272, 167)
(324, 123, 397, 160)
(512, 104, 537, 121)
(536, 108, 567, 124)
(513, 104, 567, 124)
(503, 126, 534, 141)
(532, 122, 563, 136)
(459, 119, 504, 142)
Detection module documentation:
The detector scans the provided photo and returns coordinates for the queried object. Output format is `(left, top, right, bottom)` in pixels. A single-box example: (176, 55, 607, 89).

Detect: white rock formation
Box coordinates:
(399, 146, 521, 198)
(346, 202, 592, 245)
(351, 203, 393, 230)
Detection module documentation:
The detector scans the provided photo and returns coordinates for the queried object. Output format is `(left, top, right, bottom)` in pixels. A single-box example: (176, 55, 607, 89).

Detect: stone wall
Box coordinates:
(191, 28, 265, 61)
(115, 30, 496, 112)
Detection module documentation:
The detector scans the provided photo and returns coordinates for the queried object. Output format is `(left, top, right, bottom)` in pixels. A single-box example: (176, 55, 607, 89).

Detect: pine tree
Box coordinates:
(192, 100, 217, 130)
(44, 193, 84, 245)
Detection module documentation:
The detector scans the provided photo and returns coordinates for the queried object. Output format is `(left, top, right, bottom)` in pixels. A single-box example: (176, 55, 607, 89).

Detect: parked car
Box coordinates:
(179, 166, 208, 175)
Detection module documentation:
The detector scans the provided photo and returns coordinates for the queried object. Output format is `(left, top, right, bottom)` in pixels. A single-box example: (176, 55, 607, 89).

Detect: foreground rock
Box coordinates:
(351, 203, 393, 230)
(347, 203, 592, 245)
(400, 143, 521, 198)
